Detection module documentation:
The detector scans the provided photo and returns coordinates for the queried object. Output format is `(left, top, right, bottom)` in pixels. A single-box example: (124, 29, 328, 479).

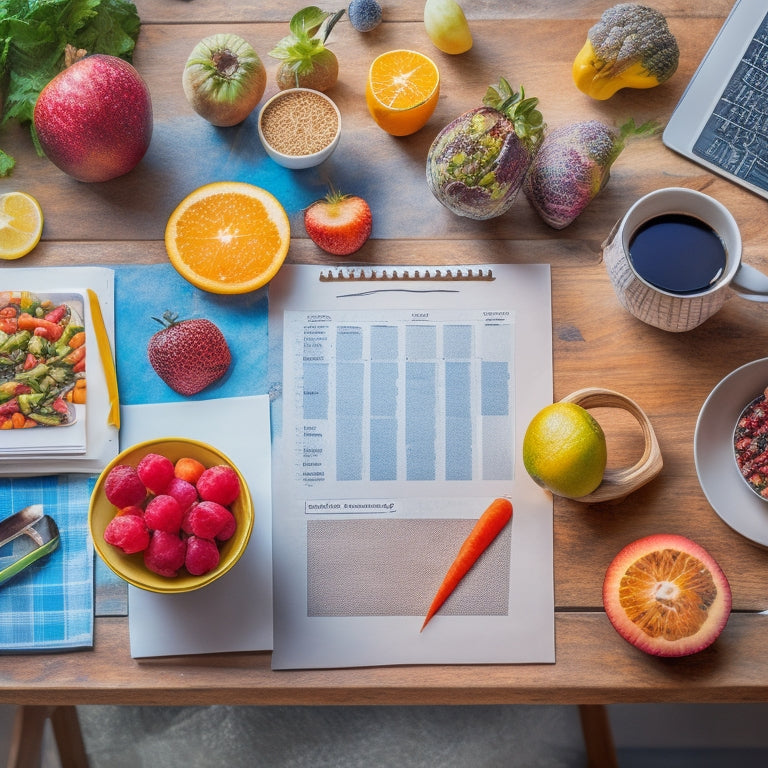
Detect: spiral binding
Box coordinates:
(319, 267, 495, 282)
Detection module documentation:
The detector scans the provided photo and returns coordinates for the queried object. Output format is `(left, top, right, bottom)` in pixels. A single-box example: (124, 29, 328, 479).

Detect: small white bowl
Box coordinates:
(258, 88, 341, 169)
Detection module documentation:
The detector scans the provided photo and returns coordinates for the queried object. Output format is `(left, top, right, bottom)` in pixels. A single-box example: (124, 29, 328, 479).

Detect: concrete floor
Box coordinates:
(2, 703, 768, 767)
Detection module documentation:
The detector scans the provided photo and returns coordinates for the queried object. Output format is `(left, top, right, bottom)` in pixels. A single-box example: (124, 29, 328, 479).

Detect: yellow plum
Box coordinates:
(423, 0, 473, 55)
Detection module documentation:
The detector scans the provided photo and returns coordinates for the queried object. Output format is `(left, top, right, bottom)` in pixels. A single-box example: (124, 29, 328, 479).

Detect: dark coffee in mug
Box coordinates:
(628, 213, 727, 294)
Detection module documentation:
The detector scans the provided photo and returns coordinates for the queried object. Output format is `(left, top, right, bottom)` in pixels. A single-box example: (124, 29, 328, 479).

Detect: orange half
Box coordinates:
(164, 182, 290, 294)
(603, 534, 732, 657)
(365, 50, 440, 136)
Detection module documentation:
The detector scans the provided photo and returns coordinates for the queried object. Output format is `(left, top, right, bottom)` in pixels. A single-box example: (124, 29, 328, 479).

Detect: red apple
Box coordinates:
(33, 54, 153, 182)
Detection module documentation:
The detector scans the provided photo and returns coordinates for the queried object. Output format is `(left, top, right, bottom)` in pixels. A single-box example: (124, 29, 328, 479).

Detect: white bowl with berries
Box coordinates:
(89, 437, 253, 593)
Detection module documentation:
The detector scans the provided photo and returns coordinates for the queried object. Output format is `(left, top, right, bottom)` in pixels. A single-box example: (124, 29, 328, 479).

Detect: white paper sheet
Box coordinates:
(123, 396, 273, 658)
(268, 264, 554, 669)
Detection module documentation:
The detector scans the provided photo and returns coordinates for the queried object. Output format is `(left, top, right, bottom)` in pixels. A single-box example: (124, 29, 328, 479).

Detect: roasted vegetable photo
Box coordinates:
(0, 292, 85, 428)
(572, 3, 679, 100)
(426, 78, 545, 220)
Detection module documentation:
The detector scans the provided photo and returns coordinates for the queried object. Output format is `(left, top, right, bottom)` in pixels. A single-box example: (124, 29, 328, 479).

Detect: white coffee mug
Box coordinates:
(603, 187, 768, 332)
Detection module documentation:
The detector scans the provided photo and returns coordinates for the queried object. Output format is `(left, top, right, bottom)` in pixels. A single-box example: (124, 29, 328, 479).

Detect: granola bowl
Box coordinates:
(258, 88, 341, 169)
(733, 387, 768, 502)
(695, 357, 768, 547)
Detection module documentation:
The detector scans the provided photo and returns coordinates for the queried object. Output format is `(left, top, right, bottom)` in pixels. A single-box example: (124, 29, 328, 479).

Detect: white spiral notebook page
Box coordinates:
(268, 264, 554, 669)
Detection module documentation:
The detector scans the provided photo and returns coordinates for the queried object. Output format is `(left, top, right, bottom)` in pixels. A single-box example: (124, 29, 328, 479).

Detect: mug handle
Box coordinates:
(731, 262, 768, 302)
(558, 387, 663, 503)
(600, 217, 622, 252)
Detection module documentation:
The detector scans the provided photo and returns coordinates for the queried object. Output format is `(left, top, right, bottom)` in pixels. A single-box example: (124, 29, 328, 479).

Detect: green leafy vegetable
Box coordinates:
(0, 150, 15, 176)
(0, 0, 141, 175)
(269, 6, 345, 77)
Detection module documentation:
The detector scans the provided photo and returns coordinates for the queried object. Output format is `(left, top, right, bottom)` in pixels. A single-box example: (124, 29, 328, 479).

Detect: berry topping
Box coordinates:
(185, 536, 221, 576)
(144, 494, 184, 534)
(186, 500, 234, 539)
(196, 464, 241, 505)
(137, 452, 175, 494)
(144, 530, 187, 577)
(104, 464, 147, 508)
(165, 476, 199, 512)
(104, 515, 150, 555)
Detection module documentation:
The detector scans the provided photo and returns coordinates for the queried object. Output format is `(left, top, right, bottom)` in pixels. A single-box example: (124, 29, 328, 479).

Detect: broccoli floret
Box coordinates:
(588, 4, 679, 82)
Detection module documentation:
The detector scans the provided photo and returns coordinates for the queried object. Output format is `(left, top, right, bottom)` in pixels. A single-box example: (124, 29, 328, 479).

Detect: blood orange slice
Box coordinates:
(603, 534, 731, 657)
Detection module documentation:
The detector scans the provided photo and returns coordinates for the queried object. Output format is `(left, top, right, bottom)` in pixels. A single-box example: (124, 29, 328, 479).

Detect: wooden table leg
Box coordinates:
(7, 705, 89, 768)
(578, 704, 619, 768)
(49, 706, 89, 768)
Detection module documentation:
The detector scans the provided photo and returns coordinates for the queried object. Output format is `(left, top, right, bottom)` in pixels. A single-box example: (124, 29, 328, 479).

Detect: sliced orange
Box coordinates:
(365, 50, 440, 136)
(164, 182, 290, 294)
(0, 191, 43, 260)
(603, 534, 732, 658)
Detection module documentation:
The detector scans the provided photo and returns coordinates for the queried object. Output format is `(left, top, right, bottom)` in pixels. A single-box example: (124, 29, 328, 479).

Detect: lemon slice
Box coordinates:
(0, 191, 44, 260)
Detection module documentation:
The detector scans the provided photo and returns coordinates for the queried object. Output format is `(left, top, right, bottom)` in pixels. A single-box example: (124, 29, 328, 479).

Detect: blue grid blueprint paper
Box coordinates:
(114, 264, 269, 405)
(0, 475, 93, 651)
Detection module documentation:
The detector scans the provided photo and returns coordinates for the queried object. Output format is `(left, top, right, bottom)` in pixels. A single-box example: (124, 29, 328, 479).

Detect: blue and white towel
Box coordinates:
(0, 475, 93, 651)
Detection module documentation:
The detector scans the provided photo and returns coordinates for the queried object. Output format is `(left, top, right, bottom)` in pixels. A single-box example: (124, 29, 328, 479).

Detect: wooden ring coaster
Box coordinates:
(559, 387, 663, 503)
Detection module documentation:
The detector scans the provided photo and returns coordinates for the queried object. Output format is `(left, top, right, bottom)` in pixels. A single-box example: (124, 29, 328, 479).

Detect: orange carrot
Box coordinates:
(421, 497, 513, 631)
(63, 345, 85, 365)
(67, 331, 86, 349)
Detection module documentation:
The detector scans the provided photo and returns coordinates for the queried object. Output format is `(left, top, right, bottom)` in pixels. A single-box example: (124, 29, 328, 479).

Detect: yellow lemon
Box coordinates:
(0, 191, 43, 259)
(523, 402, 607, 499)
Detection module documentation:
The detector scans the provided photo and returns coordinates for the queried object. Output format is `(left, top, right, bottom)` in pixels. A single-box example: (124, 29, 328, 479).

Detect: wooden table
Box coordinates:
(4, 0, 768, 764)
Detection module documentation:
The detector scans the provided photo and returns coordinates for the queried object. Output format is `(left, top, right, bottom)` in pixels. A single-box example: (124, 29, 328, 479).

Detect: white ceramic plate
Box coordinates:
(695, 357, 768, 547)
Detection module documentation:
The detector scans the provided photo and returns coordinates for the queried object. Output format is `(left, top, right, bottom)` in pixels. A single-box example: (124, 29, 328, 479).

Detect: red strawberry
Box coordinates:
(147, 312, 231, 396)
(304, 190, 372, 256)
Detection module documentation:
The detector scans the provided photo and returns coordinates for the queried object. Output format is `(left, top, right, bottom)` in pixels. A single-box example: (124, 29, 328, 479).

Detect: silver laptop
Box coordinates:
(663, 0, 768, 199)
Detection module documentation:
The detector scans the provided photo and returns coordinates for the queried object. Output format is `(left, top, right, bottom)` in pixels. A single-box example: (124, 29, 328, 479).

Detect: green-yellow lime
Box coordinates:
(522, 402, 607, 499)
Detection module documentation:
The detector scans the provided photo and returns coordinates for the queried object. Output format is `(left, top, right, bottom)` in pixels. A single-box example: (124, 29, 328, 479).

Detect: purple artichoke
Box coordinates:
(523, 118, 658, 229)
(426, 78, 545, 220)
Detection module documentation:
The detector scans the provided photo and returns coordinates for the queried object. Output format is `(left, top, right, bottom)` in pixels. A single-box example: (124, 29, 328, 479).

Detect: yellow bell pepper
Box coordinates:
(572, 4, 679, 101)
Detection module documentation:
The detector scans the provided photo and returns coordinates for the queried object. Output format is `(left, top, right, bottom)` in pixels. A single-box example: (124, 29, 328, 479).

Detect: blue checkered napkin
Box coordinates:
(0, 475, 93, 651)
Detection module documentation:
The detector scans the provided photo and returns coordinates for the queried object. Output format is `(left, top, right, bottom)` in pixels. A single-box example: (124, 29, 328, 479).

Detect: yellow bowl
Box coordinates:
(89, 437, 254, 593)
